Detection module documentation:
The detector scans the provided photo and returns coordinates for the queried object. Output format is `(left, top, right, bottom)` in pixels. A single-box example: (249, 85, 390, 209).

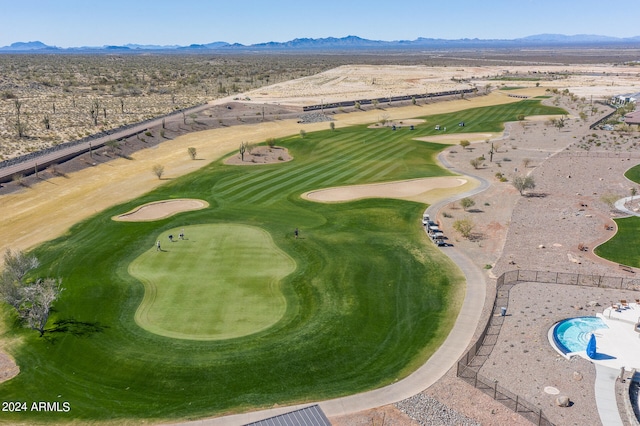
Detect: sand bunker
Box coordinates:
(303, 177, 469, 204)
(114, 199, 208, 222)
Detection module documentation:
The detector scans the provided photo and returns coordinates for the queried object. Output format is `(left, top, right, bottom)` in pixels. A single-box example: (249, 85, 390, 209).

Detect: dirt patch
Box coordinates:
(224, 146, 292, 165)
(367, 118, 425, 129)
(0, 352, 19, 383)
(302, 177, 470, 204)
(415, 132, 498, 144)
(114, 199, 208, 222)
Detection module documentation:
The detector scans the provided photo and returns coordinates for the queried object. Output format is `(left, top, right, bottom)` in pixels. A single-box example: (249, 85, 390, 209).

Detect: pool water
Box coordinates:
(552, 316, 608, 354)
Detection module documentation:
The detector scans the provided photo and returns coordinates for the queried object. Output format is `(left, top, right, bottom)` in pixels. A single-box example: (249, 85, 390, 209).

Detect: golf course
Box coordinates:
(0, 99, 566, 423)
(595, 164, 640, 267)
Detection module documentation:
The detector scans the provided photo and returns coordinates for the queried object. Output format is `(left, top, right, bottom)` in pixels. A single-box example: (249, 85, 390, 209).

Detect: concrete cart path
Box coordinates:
(166, 154, 490, 426)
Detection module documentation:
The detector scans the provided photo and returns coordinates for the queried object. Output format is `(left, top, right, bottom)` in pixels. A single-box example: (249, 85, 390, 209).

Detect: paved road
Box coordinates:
(168, 153, 491, 426)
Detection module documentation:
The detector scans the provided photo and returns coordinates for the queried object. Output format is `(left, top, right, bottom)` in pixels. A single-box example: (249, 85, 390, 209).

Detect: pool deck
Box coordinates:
(592, 303, 640, 371)
(579, 303, 640, 426)
(548, 302, 640, 425)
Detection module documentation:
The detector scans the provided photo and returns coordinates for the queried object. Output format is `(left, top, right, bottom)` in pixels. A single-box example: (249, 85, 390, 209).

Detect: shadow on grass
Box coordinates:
(43, 318, 109, 343)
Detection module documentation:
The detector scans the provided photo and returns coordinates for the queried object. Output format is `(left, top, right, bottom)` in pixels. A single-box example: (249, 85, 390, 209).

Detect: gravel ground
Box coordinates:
(331, 94, 640, 425)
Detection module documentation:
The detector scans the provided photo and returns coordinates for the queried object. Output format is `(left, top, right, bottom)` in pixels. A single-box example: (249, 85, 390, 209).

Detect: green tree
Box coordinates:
(0, 249, 63, 337)
(460, 197, 475, 211)
(19, 278, 64, 337)
(105, 140, 120, 155)
(0, 249, 39, 309)
(299, 130, 306, 138)
(453, 218, 475, 239)
(512, 175, 535, 196)
(329, 122, 335, 131)
(459, 140, 470, 150)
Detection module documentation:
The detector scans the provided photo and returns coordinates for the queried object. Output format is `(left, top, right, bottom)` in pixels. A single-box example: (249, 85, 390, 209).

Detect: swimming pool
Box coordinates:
(552, 316, 609, 355)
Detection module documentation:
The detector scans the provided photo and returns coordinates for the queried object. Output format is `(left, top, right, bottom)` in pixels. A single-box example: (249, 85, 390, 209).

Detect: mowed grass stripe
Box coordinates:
(240, 142, 415, 205)
(316, 146, 416, 188)
(227, 137, 403, 203)
(215, 136, 360, 197)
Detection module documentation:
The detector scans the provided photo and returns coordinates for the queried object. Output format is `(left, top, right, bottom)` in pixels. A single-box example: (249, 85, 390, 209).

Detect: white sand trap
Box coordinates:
(303, 177, 469, 203)
(113, 199, 209, 222)
(414, 132, 498, 144)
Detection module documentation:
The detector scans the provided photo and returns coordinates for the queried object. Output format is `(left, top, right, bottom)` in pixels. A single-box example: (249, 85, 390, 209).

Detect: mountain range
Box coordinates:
(2, 34, 640, 53)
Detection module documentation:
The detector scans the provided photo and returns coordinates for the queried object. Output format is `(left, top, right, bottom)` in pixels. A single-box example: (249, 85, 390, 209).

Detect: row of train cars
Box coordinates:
(422, 213, 447, 247)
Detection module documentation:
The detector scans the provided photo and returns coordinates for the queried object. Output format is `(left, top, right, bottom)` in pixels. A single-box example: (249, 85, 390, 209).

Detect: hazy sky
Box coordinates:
(2, 0, 639, 47)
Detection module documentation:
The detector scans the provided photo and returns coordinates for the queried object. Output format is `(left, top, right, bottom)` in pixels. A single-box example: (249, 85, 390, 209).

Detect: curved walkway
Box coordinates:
(171, 156, 490, 426)
(615, 196, 640, 217)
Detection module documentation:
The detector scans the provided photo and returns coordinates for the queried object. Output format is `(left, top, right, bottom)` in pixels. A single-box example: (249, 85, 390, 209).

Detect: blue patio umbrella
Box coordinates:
(586, 333, 597, 359)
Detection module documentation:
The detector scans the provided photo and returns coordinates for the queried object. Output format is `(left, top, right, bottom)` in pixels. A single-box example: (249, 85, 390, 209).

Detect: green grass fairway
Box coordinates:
(131, 224, 295, 340)
(595, 216, 640, 267)
(595, 164, 640, 266)
(0, 99, 566, 423)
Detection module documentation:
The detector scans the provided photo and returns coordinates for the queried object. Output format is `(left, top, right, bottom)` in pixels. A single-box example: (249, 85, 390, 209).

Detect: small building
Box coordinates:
(612, 92, 640, 105)
(244, 405, 331, 426)
(624, 110, 640, 126)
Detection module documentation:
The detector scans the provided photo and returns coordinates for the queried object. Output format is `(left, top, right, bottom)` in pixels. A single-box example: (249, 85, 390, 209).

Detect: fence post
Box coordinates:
(514, 395, 518, 412)
(494, 380, 498, 399)
(538, 408, 542, 426)
(474, 371, 478, 388)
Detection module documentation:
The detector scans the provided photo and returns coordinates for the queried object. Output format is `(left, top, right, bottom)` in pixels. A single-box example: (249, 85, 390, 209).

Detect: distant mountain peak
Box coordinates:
(1, 34, 639, 53)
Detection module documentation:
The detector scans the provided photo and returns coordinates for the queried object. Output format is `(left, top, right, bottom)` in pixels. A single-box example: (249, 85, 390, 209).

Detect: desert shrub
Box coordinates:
(453, 218, 474, 239)
(187, 147, 197, 160)
(1, 91, 17, 100)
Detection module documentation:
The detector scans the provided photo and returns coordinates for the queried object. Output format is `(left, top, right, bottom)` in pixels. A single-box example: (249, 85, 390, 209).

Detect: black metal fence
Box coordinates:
(589, 101, 617, 129)
(456, 269, 640, 426)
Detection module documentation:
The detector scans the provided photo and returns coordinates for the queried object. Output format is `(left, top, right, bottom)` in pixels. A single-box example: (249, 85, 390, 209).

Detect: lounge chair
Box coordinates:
(620, 300, 629, 309)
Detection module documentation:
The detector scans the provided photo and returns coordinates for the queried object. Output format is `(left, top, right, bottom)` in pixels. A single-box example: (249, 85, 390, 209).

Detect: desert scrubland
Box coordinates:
(2, 49, 640, 162)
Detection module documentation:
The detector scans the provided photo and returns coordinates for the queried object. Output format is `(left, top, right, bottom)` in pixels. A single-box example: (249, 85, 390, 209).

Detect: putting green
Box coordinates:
(130, 224, 296, 340)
